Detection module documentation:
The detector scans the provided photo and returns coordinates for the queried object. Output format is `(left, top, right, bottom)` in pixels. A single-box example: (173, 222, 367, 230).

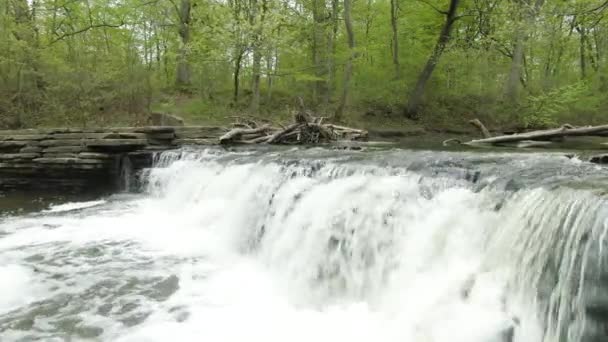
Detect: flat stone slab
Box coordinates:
(40, 139, 85, 147)
(43, 146, 86, 153)
(43, 153, 79, 159)
(0, 141, 31, 147)
(20, 146, 43, 153)
(145, 132, 176, 140)
(133, 126, 176, 134)
(86, 139, 147, 148)
(173, 138, 217, 145)
(34, 158, 106, 164)
(78, 152, 113, 159)
(48, 133, 111, 140)
(0, 134, 49, 141)
(0, 153, 41, 160)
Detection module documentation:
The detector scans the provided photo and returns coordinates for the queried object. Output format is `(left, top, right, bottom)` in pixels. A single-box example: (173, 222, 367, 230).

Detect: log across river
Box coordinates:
(1, 147, 608, 342)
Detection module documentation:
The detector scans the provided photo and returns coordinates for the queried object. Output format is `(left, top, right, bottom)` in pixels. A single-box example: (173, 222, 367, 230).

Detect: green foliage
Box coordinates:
(522, 82, 590, 128)
(0, 0, 607, 129)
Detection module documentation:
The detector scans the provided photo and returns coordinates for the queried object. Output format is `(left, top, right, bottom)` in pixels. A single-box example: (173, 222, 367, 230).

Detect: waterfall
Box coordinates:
(135, 148, 608, 342)
(1, 147, 607, 342)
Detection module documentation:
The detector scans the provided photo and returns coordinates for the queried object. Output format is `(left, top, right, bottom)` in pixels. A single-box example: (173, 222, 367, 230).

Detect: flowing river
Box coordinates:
(1, 147, 607, 342)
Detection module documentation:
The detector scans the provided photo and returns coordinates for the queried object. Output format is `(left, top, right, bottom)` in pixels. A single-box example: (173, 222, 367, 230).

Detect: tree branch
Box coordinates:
(416, 0, 448, 15)
(50, 22, 124, 44)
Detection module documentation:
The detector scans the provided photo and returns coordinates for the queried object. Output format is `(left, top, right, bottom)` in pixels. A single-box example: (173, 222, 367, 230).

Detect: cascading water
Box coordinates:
(0, 147, 607, 342)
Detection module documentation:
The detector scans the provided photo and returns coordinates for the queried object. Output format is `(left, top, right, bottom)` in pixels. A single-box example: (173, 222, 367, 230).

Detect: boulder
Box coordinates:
(146, 113, 184, 126)
(590, 154, 608, 164)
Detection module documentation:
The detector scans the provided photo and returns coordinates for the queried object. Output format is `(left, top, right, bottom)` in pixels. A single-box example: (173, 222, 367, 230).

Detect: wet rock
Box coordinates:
(11, 318, 35, 330)
(75, 324, 104, 338)
(97, 303, 113, 316)
(145, 275, 180, 301)
(52, 317, 81, 331)
(590, 154, 608, 164)
(499, 325, 515, 342)
(120, 311, 151, 327)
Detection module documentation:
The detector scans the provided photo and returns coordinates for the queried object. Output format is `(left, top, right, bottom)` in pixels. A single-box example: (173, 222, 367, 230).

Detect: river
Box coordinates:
(1, 146, 607, 342)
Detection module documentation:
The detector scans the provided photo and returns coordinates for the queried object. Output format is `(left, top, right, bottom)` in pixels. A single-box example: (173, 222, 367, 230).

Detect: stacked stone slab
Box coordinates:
(0, 126, 227, 192)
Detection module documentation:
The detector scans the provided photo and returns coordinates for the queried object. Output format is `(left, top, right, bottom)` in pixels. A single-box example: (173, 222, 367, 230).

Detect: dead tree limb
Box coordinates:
(468, 119, 492, 138)
(219, 125, 270, 144)
(465, 124, 608, 146)
(266, 123, 302, 144)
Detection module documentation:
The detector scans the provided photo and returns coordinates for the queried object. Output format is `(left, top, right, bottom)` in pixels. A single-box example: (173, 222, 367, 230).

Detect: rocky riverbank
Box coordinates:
(0, 126, 227, 192)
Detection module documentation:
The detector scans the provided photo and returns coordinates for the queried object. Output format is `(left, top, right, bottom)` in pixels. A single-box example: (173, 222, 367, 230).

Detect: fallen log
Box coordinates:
(266, 123, 302, 144)
(465, 124, 608, 146)
(219, 98, 368, 145)
(219, 125, 271, 144)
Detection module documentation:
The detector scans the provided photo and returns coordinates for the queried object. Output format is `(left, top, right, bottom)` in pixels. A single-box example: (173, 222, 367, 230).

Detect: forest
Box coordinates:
(1, 0, 607, 130)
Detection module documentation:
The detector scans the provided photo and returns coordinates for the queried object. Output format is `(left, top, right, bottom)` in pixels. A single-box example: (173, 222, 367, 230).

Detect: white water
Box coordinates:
(0, 148, 606, 342)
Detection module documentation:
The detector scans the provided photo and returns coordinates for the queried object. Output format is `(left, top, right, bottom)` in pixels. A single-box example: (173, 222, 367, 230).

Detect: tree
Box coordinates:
(405, 0, 460, 118)
(334, 0, 355, 120)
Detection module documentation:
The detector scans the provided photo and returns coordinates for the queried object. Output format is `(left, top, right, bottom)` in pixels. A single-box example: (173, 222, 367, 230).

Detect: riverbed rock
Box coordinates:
(590, 154, 608, 164)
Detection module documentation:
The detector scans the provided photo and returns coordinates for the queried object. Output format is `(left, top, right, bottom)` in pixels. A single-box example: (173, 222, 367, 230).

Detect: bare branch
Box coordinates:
(416, 0, 448, 15)
(50, 22, 124, 44)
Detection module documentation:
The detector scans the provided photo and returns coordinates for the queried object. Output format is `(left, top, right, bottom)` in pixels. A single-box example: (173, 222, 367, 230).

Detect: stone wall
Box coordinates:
(0, 126, 226, 192)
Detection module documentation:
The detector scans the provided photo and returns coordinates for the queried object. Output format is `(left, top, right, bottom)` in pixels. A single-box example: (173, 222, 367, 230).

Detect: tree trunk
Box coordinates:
(175, 0, 191, 89)
(250, 50, 262, 112)
(233, 49, 244, 105)
(334, 0, 354, 120)
(311, 0, 328, 105)
(390, 0, 400, 78)
(405, 0, 460, 119)
(325, 0, 339, 106)
(249, 0, 267, 113)
(576, 26, 587, 79)
(504, 0, 545, 101)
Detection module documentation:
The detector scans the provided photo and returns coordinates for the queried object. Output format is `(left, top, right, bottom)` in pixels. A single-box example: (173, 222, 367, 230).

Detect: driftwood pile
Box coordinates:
(445, 119, 608, 148)
(219, 112, 368, 145)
